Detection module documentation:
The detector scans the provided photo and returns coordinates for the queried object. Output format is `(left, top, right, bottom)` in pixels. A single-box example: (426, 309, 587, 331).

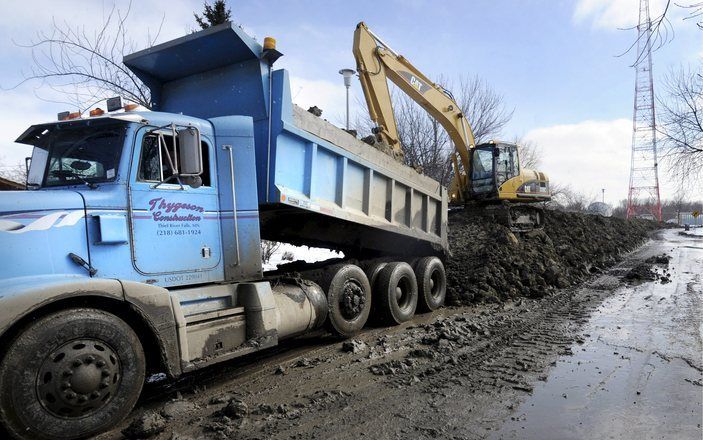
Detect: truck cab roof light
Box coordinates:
(263, 36, 276, 50)
(124, 103, 139, 111)
(106, 96, 123, 112)
(66, 112, 82, 120)
(89, 108, 105, 117)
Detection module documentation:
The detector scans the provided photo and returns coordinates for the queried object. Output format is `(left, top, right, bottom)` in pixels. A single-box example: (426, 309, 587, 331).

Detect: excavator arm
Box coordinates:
(353, 22, 474, 183)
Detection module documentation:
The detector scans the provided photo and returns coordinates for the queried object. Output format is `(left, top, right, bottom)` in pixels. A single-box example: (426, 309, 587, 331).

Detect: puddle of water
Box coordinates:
(490, 231, 703, 440)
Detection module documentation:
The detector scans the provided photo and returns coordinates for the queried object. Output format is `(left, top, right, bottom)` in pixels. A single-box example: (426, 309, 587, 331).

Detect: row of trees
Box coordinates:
(610, 196, 702, 220)
(545, 182, 701, 221)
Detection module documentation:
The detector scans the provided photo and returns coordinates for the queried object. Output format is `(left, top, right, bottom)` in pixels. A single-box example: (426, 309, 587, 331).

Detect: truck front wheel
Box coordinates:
(0, 308, 145, 440)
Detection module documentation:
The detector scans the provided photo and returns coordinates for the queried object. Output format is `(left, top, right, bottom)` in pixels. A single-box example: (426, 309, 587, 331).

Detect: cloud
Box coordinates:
(573, 0, 672, 29)
(0, 91, 54, 168)
(524, 118, 679, 204)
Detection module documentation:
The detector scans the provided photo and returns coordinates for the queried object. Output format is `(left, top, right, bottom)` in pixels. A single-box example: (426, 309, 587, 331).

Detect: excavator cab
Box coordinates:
(469, 142, 519, 199)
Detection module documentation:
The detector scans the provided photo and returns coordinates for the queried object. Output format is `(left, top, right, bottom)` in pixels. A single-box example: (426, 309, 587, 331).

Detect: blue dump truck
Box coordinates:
(0, 23, 448, 439)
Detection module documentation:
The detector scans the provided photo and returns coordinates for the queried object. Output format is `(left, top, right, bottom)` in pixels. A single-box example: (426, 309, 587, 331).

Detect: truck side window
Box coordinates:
(138, 134, 211, 186)
(139, 134, 174, 182)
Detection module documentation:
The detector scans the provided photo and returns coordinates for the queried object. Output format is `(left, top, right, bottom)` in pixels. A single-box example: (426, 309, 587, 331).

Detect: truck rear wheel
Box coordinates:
(322, 264, 371, 338)
(375, 262, 418, 325)
(362, 261, 387, 290)
(414, 257, 447, 312)
(0, 308, 145, 440)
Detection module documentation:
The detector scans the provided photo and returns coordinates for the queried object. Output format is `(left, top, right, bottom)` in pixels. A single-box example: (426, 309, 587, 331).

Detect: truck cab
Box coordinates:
(14, 111, 261, 286)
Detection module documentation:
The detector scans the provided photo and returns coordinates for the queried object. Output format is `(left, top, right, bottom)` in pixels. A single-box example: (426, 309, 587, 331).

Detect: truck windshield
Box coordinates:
(23, 122, 128, 188)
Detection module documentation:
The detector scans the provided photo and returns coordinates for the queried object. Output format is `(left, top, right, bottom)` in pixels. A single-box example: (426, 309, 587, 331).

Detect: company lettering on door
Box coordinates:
(147, 197, 204, 236)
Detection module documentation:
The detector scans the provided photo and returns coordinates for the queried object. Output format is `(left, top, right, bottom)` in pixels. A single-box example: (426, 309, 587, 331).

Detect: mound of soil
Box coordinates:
(624, 263, 658, 281)
(446, 210, 658, 304)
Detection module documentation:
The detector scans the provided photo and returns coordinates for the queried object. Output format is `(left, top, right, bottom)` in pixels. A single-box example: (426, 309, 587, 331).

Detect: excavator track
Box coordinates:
(464, 202, 545, 232)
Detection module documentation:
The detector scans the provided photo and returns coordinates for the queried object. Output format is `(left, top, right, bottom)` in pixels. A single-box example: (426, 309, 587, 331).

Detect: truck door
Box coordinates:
(128, 125, 222, 280)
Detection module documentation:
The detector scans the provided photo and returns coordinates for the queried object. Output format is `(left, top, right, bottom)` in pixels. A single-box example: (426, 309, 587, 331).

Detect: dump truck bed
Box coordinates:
(258, 93, 448, 258)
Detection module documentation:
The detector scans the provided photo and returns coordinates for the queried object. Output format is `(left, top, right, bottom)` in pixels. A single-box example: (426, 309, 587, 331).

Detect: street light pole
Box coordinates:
(602, 188, 605, 204)
(339, 68, 355, 130)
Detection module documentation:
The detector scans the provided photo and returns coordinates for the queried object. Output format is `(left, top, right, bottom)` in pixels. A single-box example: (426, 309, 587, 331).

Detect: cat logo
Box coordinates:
(410, 75, 423, 92)
(399, 71, 427, 94)
(693, 210, 700, 218)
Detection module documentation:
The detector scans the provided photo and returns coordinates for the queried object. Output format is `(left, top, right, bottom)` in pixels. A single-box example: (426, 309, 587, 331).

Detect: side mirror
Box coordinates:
(177, 127, 203, 176)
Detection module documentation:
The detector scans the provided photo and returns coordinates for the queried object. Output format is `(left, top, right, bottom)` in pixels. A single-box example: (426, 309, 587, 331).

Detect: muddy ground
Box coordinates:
(99, 216, 701, 440)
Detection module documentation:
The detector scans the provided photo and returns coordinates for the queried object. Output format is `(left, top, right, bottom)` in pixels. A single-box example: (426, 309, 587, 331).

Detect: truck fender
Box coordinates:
(0, 275, 182, 378)
(0, 275, 125, 337)
(118, 280, 181, 378)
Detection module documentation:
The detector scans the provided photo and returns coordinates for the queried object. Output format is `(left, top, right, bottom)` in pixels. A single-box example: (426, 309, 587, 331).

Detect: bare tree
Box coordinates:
(260, 240, 282, 264)
(354, 74, 513, 184)
(510, 136, 542, 169)
(9, 2, 161, 111)
(680, 1, 703, 29)
(0, 161, 28, 187)
(657, 64, 703, 188)
(392, 91, 451, 182)
(547, 183, 594, 212)
(620, 1, 702, 64)
(455, 75, 513, 144)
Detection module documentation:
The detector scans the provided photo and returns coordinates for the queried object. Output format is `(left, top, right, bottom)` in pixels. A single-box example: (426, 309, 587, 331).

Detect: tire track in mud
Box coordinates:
(214, 275, 626, 440)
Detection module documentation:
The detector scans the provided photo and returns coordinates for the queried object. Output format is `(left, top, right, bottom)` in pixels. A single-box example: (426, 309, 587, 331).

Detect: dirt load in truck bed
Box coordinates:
(446, 209, 659, 304)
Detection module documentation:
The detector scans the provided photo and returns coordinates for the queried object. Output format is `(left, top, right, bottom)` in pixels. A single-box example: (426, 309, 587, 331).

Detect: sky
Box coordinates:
(0, 0, 700, 204)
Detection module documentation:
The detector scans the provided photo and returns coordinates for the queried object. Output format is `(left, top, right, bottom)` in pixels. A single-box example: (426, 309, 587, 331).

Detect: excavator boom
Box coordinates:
(353, 22, 474, 175)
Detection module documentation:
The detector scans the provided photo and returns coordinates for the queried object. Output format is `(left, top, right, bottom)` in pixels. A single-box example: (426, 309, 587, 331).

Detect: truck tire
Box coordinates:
(322, 264, 371, 338)
(414, 257, 447, 312)
(362, 261, 387, 290)
(0, 308, 146, 440)
(375, 262, 418, 325)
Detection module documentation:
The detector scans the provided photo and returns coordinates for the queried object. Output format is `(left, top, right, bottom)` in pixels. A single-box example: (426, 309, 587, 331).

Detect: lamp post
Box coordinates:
(602, 188, 605, 204)
(339, 68, 355, 130)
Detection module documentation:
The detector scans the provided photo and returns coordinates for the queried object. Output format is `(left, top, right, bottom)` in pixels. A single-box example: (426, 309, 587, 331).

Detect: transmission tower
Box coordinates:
(626, 0, 662, 221)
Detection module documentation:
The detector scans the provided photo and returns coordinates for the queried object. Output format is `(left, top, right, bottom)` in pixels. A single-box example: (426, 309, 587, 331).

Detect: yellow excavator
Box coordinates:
(353, 22, 551, 231)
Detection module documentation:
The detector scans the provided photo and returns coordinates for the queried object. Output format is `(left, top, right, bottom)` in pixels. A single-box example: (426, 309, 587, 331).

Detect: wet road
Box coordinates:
(492, 229, 703, 439)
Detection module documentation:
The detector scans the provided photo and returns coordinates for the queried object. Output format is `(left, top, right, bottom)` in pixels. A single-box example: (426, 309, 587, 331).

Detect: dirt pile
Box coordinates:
(446, 210, 658, 304)
(624, 253, 672, 283)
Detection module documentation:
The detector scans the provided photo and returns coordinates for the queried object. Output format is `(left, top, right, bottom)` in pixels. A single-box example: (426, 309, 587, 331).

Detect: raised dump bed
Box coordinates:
(260, 98, 448, 258)
(125, 22, 447, 259)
